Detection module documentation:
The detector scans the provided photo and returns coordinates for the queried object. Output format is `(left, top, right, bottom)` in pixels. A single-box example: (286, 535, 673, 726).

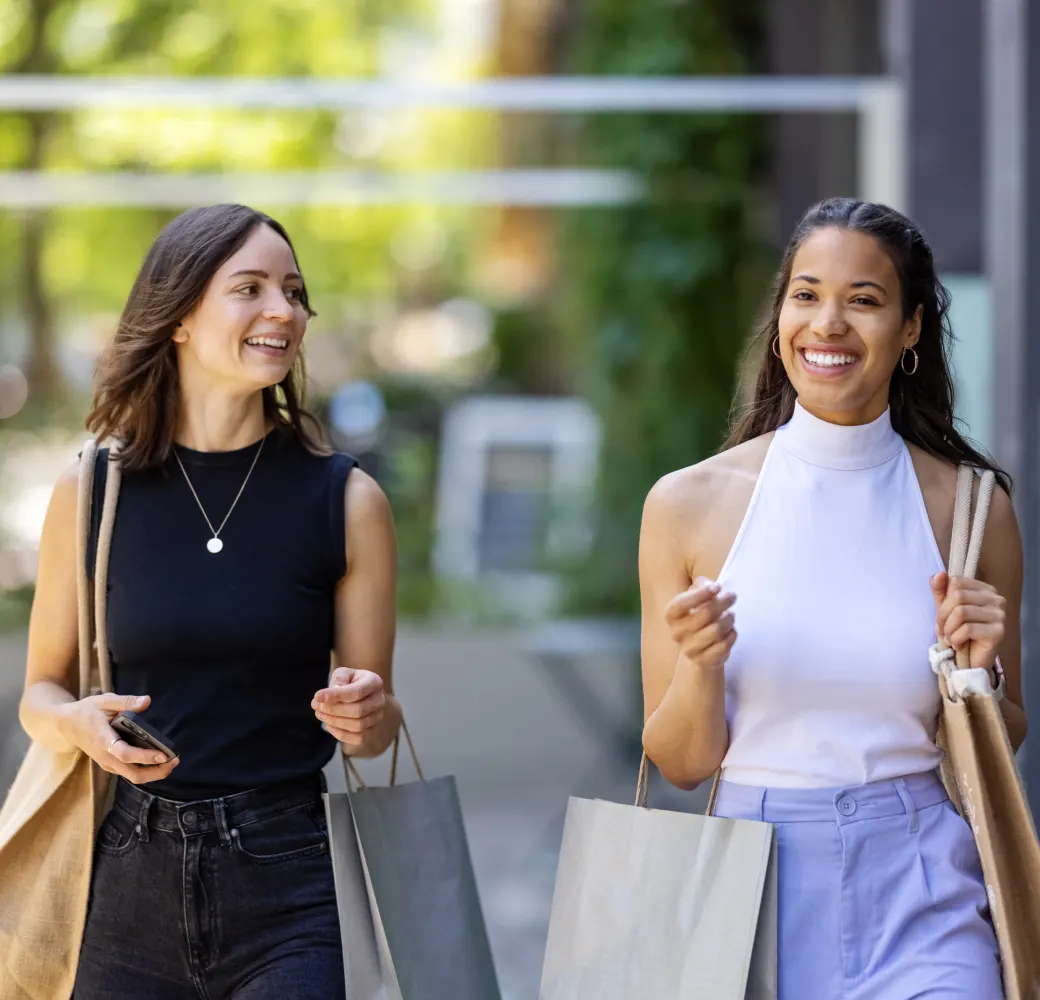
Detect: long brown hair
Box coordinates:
(87, 204, 328, 471)
(725, 197, 1011, 493)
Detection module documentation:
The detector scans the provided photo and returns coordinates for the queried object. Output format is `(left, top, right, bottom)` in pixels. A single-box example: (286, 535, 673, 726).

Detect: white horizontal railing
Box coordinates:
(0, 76, 905, 209)
(0, 169, 644, 208)
(0, 75, 882, 112)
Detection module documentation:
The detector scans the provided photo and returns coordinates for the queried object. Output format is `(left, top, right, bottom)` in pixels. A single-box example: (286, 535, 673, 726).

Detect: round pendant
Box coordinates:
(206, 537, 224, 554)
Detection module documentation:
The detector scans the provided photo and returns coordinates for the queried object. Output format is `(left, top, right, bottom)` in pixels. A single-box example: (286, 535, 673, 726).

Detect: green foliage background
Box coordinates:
(555, 2, 770, 613)
(0, 0, 484, 376)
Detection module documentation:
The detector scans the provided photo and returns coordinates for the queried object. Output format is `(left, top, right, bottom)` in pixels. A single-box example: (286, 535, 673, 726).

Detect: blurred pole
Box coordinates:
(901, 0, 983, 272)
(768, 0, 884, 240)
(481, 0, 561, 313)
(986, 0, 1040, 809)
(899, 4, 994, 449)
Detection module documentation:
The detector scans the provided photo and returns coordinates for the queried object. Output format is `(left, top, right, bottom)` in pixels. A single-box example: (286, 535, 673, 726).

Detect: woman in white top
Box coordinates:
(640, 198, 1025, 999)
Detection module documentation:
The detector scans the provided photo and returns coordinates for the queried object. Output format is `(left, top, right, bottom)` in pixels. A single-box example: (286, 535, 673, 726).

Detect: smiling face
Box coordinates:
(172, 223, 309, 393)
(777, 226, 922, 425)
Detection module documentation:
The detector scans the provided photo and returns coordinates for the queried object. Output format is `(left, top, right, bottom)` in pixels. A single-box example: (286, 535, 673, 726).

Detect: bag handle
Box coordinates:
(949, 465, 994, 581)
(76, 441, 99, 701)
(944, 465, 996, 670)
(343, 716, 424, 792)
(75, 441, 121, 700)
(93, 445, 121, 695)
(635, 752, 722, 817)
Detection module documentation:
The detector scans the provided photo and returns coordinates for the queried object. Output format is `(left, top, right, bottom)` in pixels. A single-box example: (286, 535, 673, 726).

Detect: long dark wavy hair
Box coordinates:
(87, 204, 328, 472)
(725, 197, 1010, 493)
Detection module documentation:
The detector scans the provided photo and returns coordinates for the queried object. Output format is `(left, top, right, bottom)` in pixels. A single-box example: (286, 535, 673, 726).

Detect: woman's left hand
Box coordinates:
(312, 667, 386, 751)
(930, 571, 1006, 671)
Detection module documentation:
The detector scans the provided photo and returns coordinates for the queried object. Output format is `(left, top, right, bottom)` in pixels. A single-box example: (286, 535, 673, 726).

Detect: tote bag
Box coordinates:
(539, 757, 777, 1000)
(324, 722, 502, 1000)
(932, 465, 1040, 999)
(0, 442, 120, 1000)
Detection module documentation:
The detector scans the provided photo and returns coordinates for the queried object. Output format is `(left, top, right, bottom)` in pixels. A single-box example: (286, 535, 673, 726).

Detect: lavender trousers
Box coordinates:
(714, 771, 1003, 1000)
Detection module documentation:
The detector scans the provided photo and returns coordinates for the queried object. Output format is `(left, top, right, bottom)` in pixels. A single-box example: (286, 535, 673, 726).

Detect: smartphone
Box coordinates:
(111, 712, 178, 762)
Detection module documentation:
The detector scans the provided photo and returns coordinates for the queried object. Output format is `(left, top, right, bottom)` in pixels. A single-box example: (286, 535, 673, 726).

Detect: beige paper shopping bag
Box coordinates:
(540, 760, 776, 1000)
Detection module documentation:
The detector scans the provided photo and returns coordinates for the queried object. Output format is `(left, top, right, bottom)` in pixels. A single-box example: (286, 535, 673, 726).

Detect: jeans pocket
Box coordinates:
(919, 802, 988, 909)
(230, 801, 328, 864)
(96, 806, 142, 856)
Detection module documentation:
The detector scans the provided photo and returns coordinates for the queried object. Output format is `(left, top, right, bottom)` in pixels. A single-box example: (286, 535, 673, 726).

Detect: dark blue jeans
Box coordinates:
(73, 774, 345, 999)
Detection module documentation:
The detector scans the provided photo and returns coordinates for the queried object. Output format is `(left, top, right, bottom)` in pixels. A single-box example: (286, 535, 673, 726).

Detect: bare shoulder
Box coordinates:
(984, 477, 1019, 535)
(645, 434, 772, 518)
(344, 466, 392, 524)
(978, 473, 1021, 574)
(55, 459, 82, 493)
(644, 433, 773, 579)
(341, 467, 396, 577)
(49, 461, 83, 525)
(34, 460, 83, 575)
(906, 444, 958, 497)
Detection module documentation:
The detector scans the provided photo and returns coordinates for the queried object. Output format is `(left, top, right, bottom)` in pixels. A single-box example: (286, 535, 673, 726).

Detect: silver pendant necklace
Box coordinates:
(174, 434, 266, 554)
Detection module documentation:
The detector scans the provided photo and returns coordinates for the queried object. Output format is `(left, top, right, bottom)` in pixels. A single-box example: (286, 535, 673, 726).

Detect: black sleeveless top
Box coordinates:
(87, 430, 357, 799)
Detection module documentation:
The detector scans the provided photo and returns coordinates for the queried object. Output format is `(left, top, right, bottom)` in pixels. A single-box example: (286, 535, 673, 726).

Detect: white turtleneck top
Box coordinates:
(718, 402, 946, 788)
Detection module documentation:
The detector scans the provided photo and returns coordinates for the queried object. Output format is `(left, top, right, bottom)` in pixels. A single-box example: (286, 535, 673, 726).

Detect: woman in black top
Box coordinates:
(20, 204, 401, 999)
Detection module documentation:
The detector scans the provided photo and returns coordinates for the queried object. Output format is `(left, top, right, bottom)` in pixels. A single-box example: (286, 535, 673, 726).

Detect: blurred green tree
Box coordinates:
(0, 0, 480, 418)
(557, 2, 771, 614)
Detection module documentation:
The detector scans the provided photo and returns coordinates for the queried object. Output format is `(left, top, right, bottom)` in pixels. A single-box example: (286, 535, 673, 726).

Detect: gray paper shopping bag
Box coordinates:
(349, 774, 502, 1000)
(323, 791, 402, 1000)
(539, 794, 777, 1000)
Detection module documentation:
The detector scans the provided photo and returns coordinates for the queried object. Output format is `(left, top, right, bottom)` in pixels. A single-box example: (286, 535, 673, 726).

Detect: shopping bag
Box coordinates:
(0, 442, 120, 1000)
(323, 792, 400, 1000)
(540, 760, 777, 1000)
(932, 466, 1040, 999)
(325, 725, 501, 1000)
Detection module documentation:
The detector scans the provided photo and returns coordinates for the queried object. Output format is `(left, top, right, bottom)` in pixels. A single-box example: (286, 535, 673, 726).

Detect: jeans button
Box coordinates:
(837, 795, 857, 816)
(183, 810, 198, 827)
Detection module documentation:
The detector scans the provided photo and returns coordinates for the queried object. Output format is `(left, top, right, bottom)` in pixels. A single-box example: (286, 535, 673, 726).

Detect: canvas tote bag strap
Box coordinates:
(343, 715, 425, 791)
(92, 444, 122, 695)
(948, 465, 994, 578)
(945, 466, 996, 670)
(76, 441, 99, 700)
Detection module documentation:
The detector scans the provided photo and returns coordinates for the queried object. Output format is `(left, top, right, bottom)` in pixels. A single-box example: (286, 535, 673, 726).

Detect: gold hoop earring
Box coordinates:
(901, 347, 919, 375)
(772, 335, 782, 360)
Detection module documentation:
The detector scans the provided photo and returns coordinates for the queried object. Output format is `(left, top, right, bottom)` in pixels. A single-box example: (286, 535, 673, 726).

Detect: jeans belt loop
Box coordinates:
(894, 778, 919, 834)
(214, 798, 233, 847)
(135, 792, 154, 843)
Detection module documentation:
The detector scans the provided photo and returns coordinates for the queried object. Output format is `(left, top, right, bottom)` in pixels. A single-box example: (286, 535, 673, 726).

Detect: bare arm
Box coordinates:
(19, 464, 81, 752)
(639, 476, 735, 790)
(911, 448, 1027, 752)
(978, 486, 1027, 751)
(312, 468, 402, 760)
(20, 462, 179, 780)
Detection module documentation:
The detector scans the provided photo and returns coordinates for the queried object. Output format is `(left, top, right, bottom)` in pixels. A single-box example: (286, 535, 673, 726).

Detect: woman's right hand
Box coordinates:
(57, 693, 179, 784)
(665, 577, 737, 671)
